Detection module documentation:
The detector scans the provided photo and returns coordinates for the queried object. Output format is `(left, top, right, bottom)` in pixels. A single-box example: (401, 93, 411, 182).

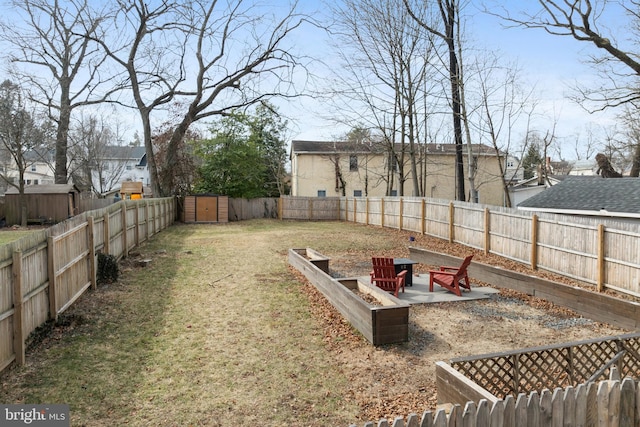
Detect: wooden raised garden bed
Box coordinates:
(288, 248, 409, 346)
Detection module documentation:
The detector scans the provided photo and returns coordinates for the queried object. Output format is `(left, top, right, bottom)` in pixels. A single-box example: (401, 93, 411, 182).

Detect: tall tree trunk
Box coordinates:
(140, 111, 161, 197)
(443, 2, 465, 201)
(55, 84, 71, 184)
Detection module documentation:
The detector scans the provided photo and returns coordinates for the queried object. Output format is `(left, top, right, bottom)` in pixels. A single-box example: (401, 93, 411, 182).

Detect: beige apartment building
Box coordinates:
(290, 140, 507, 206)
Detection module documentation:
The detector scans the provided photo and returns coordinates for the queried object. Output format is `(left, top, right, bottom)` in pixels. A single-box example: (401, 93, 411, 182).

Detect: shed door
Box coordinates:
(196, 197, 218, 222)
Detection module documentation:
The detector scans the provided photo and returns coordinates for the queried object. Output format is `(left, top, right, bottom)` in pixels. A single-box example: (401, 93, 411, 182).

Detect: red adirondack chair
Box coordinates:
(428, 255, 474, 297)
(370, 257, 407, 298)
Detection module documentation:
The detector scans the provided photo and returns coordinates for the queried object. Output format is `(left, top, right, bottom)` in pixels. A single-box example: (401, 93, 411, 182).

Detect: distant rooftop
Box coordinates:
(518, 176, 640, 216)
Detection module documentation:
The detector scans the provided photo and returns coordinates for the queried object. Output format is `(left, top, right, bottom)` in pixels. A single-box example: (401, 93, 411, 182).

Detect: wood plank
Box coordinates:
(435, 361, 499, 406)
(12, 251, 25, 366)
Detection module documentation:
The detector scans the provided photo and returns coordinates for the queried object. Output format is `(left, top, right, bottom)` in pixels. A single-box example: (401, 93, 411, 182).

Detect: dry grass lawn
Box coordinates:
(0, 220, 628, 426)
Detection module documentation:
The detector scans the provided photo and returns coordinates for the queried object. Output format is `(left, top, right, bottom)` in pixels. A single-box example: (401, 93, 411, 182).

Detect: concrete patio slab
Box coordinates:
(356, 274, 499, 305)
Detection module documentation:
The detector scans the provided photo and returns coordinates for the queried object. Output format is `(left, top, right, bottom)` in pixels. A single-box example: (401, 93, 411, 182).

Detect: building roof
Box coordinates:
(5, 184, 79, 195)
(103, 146, 146, 160)
(517, 176, 640, 216)
(290, 140, 500, 156)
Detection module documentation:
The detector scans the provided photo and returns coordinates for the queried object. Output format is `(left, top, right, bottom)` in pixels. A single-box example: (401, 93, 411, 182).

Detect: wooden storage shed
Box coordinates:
(183, 195, 228, 223)
(5, 184, 79, 225)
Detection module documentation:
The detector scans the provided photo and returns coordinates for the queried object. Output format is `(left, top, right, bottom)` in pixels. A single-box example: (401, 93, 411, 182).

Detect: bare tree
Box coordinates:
(330, 0, 435, 196)
(491, 1, 640, 110)
(88, 0, 190, 197)
(0, 0, 113, 185)
(468, 53, 538, 206)
(404, 0, 467, 201)
(68, 114, 126, 195)
(0, 80, 53, 225)
(90, 0, 311, 197)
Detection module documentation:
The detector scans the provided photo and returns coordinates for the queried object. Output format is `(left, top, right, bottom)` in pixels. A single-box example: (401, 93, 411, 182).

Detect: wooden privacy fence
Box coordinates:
(350, 376, 640, 427)
(330, 196, 640, 298)
(0, 197, 175, 374)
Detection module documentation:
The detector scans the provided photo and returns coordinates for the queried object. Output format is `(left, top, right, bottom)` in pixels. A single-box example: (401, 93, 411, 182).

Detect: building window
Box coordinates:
(390, 190, 397, 196)
(354, 190, 362, 197)
(317, 190, 326, 197)
(31, 164, 36, 172)
(349, 155, 358, 171)
(389, 154, 398, 172)
(33, 179, 38, 185)
(126, 165, 132, 170)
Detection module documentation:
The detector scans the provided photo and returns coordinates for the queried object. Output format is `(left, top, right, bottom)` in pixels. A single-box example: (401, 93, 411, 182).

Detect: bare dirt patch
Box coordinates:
(295, 231, 630, 423)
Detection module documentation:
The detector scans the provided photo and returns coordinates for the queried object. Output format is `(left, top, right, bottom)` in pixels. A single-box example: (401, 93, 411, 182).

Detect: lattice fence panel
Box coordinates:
(450, 334, 640, 400)
(570, 340, 618, 384)
(516, 348, 572, 395)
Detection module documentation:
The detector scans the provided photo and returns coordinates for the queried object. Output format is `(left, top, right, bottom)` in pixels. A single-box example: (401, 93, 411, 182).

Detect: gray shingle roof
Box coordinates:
(290, 140, 499, 155)
(517, 176, 640, 214)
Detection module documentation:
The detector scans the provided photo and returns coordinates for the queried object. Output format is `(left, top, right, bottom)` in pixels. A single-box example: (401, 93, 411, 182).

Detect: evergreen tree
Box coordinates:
(521, 134, 544, 180)
(193, 103, 288, 198)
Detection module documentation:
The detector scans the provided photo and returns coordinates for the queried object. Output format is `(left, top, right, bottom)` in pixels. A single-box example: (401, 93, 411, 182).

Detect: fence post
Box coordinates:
(88, 217, 97, 290)
(399, 198, 403, 231)
(47, 236, 58, 321)
(484, 208, 490, 255)
(309, 198, 313, 221)
(353, 198, 356, 223)
(421, 199, 426, 235)
(449, 202, 455, 243)
(146, 200, 151, 239)
(531, 215, 538, 270)
(345, 198, 349, 222)
(365, 198, 369, 225)
(103, 211, 110, 255)
(134, 204, 140, 247)
(597, 224, 605, 292)
(12, 250, 25, 366)
(122, 203, 128, 258)
(381, 198, 385, 228)
(278, 196, 283, 220)
(152, 202, 157, 236)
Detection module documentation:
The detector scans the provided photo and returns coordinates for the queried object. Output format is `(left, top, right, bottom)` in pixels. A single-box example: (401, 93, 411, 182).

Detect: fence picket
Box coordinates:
(502, 395, 515, 427)
(608, 381, 620, 427)
(514, 394, 528, 425)
(462, 401, 476, 427)
(526, 391, 540, 427)
(405, 413, 420, 427)
(619, 378, 635, 427)
(489, 399, 504, 427)
(597, 381, 610, 427)
(419, 410, 433, 427)
(448, 404, 462, 427)
(476, 399, 490, 426)
(551, 386, 575, 427)
(539, 389, 553, 426)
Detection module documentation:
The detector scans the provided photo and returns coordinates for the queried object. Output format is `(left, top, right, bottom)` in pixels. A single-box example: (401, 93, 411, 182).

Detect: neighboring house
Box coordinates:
(290, 140, 506, 206)
(92, 146, 149, 196)
(517, 176, 640, 219)
(504, 155, 524, 184)
(0, 149, 56, 194)
(508, 175, 564, 207)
